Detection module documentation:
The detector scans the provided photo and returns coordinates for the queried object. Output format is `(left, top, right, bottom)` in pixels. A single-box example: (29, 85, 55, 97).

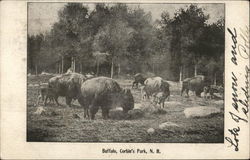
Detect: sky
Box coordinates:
(28, 3, 224, 35)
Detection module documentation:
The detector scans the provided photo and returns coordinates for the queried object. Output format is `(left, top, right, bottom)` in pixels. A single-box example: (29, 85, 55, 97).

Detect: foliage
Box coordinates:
(28, 3, 224, 84)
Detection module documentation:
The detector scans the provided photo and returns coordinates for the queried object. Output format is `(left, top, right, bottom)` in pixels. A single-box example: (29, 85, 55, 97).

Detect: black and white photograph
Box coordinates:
(26, 2, 226, 143)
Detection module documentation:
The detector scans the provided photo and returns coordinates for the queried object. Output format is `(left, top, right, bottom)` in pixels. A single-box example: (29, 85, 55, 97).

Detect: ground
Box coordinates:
(27, 75, 224, 143)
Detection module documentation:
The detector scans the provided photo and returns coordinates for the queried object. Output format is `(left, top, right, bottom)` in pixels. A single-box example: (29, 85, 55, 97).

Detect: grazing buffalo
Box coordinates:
(181, 75, 208, 97)
(143, 77, 170, 107)
(78, 77, 134, 120)
(48, 73, 87, 107)
(132, 73, 146, 89)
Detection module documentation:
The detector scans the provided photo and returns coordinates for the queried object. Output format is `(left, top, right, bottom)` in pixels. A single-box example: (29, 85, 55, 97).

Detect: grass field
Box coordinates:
(27, 75, 224, 143)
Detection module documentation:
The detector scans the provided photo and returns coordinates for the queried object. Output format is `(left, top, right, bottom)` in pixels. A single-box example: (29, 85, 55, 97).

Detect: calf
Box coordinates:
(202, 86, 212, 100)
(132, 73, 146, 89)
(153, 92, 169, 108)
(36, 86, 55, 106)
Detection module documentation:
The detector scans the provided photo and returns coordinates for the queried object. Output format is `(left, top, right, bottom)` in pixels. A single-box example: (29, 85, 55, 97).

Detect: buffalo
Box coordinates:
(48, 73, 87, 107)
(132, 73, 146, 89)
(78, 77, 134, 120)
(143, 77, 170, 108)
(181, 75, 209, 97)
(206, 85, 224, 99)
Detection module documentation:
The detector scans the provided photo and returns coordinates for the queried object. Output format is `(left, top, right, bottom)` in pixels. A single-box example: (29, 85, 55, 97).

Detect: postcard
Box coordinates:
(0, 0, 249, 159)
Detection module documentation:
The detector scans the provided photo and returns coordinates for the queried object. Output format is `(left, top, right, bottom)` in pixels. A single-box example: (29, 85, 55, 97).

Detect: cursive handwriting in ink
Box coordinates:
(238, 26, 249, 59)
(231, 72, 239, 111)
(225, 127, 240, 151)
(226, 27, 249, 152)
(239, 66, 250, 118)
(229, 112, 248, 123)
(228, 28, 238, 65)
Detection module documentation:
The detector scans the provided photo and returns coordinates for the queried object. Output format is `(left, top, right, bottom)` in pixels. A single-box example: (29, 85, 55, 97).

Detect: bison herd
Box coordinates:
(36, 72, 223, 120)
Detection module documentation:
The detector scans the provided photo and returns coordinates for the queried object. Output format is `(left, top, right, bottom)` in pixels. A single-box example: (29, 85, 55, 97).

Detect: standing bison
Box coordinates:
(132, 73, 146, 89)
(48, 73, 87, 107)
(181, 75, 209, 97)
(143, 77, 170, 108)
(78, 77, 134, 120)
(37, 84, 55, 106)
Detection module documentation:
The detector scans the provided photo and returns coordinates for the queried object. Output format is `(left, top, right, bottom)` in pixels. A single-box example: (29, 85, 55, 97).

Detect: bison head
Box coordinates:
(67, 75, 86, 98)
(121, 88, 134, 113)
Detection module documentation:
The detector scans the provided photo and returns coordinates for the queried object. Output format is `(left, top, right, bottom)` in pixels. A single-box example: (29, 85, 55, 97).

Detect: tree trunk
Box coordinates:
(61, 56, 64, 73)
(118, 63, 121, 78)
(96, 60, 100, 76)
(153, 63, 155, 73)
(35, 64, 38, 75)
(194, 64, 197, 77)
(80, 62, 82, 74)
(73, 58, 76, 72)
(71, 57, 74, 72)
(74, 57, 76, 72)
(214, 73, 217, 85)
(179, 66, 183, 82)
(58, 62, 61, 74)
(111, 58, 114, 79)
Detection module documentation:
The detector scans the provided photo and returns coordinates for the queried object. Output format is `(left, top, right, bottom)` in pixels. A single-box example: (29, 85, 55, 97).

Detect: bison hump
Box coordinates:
(81, 77, 122, 96)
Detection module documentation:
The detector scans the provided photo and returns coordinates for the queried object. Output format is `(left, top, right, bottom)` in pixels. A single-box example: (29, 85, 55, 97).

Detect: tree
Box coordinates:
(27, 34, 44, 74)
(127, 7, 154, 73)
(93, 19, 133, 78)
(92, 51, 109, 76)
(196, 17, 225, 84)
(158, 5, 209, 80)
(50, 3, 92, 73)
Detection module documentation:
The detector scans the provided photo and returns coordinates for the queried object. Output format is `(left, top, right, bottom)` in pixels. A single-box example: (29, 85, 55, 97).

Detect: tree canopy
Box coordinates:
(28, 3, 224, 84)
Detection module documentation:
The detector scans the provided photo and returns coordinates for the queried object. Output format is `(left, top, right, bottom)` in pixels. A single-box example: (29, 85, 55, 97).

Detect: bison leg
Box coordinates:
(66, 97, 72, 107)
(44, 96, 48, 106)
(36, 94, 42, 106)
(101, 107, 110, 120)
(162, 100, 165, 108)
(78, 98, 90, 119)
(132, 81, 135, 88)
(78, 98, 89, 119)
(90, 106, 98, 120)
(84, 107, 89, 119)
(181, 87, 185, 96)
(54, 96, 60, 106)
(101, 108, 107, 119)
(185, 89, 189, 97)
(51, 97, 55, 104)
(48, 97, 52, 104)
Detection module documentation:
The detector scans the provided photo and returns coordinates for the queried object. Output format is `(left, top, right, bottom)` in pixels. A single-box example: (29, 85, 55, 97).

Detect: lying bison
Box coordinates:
(132, 73, 146, 89)
(143, 77, 170, 108)
(181, 75, 209, 97)
(78, 77, 134, 120)
(48, 73, 87, 107)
